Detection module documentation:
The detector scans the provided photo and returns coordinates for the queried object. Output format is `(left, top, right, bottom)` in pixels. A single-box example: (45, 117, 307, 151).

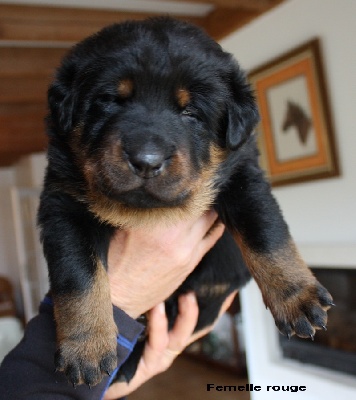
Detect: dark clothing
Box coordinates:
(0, 298, 144, 400)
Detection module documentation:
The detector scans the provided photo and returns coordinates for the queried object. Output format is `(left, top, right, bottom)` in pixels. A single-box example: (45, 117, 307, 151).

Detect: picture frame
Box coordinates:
(249, 39, 339, 187)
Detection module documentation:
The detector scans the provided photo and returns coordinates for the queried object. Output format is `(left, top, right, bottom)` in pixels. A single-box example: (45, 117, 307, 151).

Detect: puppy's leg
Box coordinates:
(217, 161, 334, 339)
(38, 192, 117, 387)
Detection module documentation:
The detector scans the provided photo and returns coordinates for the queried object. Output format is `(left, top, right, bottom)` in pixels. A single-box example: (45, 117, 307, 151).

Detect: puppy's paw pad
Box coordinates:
(55, 337, 117, 387)
(272, 281, 333, 340)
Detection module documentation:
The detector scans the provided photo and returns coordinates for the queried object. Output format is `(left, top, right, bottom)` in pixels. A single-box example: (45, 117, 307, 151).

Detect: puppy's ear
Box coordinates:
(47, 63, 77, 137)
(226, 64, 259, 150)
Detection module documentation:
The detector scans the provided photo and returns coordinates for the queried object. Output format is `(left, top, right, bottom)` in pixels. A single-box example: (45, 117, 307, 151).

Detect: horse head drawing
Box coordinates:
(282, 100, 312, 145)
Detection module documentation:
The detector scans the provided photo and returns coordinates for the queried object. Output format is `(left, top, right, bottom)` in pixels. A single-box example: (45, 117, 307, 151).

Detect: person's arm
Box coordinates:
(0, 297, 143, 400)
(0, 211, 224, 400)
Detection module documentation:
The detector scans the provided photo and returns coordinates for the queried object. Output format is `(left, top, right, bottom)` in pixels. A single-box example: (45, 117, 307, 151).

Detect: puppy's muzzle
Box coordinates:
(124, 144, 173, 179)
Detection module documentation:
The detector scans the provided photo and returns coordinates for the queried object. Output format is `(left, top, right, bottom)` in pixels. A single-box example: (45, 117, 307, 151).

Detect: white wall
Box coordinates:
(221, 0, 356, 245)
(0, 153, 46, 310)
(220, 0, 356, 398)
(0, 168, 18, 283)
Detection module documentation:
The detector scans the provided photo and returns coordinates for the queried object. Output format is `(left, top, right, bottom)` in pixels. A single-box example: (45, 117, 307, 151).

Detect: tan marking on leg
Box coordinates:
(234, 233, 331, 337)
(197, 283, 231, 297)
(54, 260, 117, 385)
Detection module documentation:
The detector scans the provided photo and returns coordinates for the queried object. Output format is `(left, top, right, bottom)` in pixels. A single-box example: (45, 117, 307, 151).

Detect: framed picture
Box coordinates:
(249, 39, 339, 186)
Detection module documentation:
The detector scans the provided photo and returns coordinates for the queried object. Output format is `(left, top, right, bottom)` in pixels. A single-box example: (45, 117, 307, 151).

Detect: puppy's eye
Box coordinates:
(96, 94, 117, 103)
(181, 106, 199, 120)
(182, 109, 193, 116)
(95, 92, 129, 107)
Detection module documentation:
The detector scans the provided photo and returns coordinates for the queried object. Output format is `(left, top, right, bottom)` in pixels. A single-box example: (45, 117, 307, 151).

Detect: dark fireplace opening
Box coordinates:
(280, 268, 356, 376)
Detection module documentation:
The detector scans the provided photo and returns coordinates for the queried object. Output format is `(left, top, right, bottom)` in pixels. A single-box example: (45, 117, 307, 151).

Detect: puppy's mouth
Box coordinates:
(93, 171, 192, 209)
(84, 165, 217, 229)
(81, 146, 223, 228)
(81, 137, 197, 209)
(84, 154, 195, 209)
(71, 129, 221, 227)
(110, 186, 191, 209)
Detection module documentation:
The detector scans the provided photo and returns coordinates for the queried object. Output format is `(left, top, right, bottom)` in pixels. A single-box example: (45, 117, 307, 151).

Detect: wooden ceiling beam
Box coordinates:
(0, 3, 164, 24)
(0, 152, 28, 167)
(0, 2, 285, 166)
(0, 48, 68, 75)
(0, 73, 50, 103)
(0, 4, 202, 42)
(200, 0, 285, 40)
(164, 0, 272, 10)
(0, 2, 284, 43)
(203, 8, 257, 40)
(0, 103, 47, 154)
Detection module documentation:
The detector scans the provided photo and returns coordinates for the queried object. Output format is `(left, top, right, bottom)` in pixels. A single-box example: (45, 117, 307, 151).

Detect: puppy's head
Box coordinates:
(47, 18, 259, 227)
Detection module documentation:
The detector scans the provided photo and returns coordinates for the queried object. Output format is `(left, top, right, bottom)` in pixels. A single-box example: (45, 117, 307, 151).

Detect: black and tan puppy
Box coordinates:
(38, 17, 333, 387)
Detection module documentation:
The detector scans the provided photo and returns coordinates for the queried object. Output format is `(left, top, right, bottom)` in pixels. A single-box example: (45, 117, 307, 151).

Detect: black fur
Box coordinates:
(38, 17, 332, 386)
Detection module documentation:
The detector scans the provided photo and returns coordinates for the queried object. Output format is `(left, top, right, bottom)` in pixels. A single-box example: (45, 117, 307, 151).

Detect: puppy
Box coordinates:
(38, 17, 333, 386)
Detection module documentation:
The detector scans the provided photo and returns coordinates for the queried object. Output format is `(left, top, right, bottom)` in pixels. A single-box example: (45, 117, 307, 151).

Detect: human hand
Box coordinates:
(107, 210, 224, 318)
(103, 291, 237, 400)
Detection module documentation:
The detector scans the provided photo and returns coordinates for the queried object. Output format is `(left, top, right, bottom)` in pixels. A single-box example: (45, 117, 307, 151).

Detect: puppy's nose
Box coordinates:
(126, 150, 167, 178)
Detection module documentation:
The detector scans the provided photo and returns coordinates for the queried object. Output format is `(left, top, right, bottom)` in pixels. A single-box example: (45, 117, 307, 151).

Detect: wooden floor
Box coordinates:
(130, 355, 250, 400)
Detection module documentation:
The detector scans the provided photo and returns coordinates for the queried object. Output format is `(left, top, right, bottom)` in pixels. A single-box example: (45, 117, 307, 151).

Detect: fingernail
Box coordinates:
(186, 292, 196, 304)
(158, 302, 166, 315)
(178, 293, 197, 310)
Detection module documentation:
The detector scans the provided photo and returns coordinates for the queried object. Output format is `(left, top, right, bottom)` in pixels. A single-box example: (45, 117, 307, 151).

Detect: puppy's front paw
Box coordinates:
(55, 330, 117, 387)
(53, 261, 118, 386)
(272, 280, 334, 339)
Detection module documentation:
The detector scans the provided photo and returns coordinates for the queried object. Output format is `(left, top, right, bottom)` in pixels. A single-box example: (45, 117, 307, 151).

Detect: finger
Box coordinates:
(139, 296, 197, 376)
(219, 290, 238, 316)
(203, 221, 225, 245)
(190, 222, 225, 267)
(104, 303, 170, 399)
(189, 209, 220, 239)
(104, 381, 128, 400)
(167, 293, 199, 353)
(145, 302, 169, 357)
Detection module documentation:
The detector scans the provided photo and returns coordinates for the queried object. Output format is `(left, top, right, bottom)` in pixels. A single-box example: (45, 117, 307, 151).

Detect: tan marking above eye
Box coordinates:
(176, 88, 191, 108)
(117, 79, 134, 98)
